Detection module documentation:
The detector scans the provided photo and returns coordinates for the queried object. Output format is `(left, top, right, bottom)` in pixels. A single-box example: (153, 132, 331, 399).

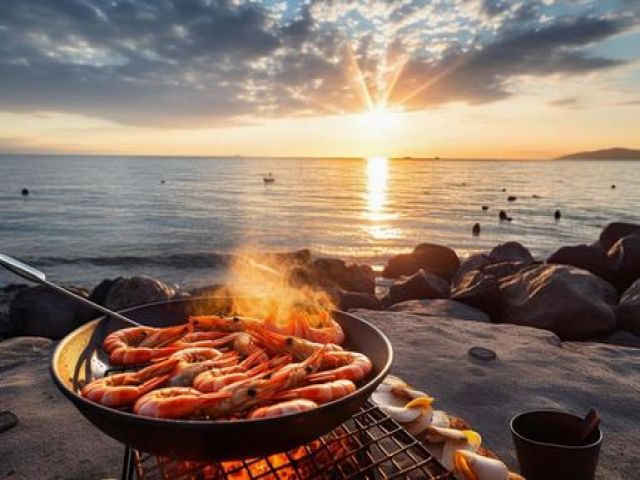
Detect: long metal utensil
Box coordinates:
(0, 253, 141, 327)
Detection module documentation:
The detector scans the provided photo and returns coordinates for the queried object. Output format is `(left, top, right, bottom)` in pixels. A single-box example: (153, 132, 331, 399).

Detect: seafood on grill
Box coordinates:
(454, 450, 525, 480)
(82, 313, 371, 421)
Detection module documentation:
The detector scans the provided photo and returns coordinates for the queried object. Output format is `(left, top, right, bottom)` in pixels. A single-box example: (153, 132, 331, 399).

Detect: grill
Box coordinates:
(120, 401, 454, 480)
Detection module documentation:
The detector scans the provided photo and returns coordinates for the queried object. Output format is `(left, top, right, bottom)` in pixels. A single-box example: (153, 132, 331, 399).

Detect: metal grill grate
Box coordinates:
(121, 402, 454, 480)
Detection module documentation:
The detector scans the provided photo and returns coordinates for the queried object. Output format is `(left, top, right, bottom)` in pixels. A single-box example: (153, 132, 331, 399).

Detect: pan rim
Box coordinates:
(51, 297, 393, 428)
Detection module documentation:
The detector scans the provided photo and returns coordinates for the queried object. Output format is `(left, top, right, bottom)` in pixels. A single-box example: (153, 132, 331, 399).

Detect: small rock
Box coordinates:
(599, 222, 640, 251)
(382, 269, 450, 307)
(161, 179, 165, 184)
(554, 209, 561, 220)
(97, 276, 176, 311)
(481, 205, 489, 211)
(501, 188, 506, 192)
(20, 188, 29, 196)
(468, 346, 497, 361)
(0, 411, 18, 433)
(489, 241, 533, 263)
(611, 184, 616, 189)
(472, 223, 481, 236)
(507, 195, 517, 202)
(498, 210, 508, 221)
(532, 194, 541, 199)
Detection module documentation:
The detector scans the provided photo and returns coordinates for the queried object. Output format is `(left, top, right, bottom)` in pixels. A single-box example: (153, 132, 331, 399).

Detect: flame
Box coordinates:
(214, 250, 336, 331)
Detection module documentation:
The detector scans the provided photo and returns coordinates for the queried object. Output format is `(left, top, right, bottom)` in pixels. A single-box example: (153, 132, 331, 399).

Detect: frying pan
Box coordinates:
(50, 297, 393, 461)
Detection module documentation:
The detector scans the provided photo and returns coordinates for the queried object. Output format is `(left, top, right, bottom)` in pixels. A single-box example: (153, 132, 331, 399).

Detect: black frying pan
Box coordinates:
(50, 297, 393, 461)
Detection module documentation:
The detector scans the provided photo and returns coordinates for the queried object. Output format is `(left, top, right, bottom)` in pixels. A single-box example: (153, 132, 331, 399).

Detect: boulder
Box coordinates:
(353, 309, 640, 479)
(489, 241, 533, 263)
(8, 286, 94, 339)
(482, 261, 535, 282)
(499, 264, 617, 340)
(312, 258, 375, 294)
(599, 222, 640, 250)
(617, 278, 640, 335)
(547, 244, 616, 282)
(1, 285, 29, 337)
(382, 270, 450, 307)
(337, 290, 381, 311)
(608, 233, 640, 291)
(452, 253, 491, 285)
(388, 299, 490, 322)
(95, 276, 176, 311)
(451, 270, 502, 320)
(382, 243, 460, 280)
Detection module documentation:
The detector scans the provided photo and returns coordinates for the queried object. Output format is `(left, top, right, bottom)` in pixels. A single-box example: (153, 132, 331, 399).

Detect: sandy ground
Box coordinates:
(355, 309, 640, 479)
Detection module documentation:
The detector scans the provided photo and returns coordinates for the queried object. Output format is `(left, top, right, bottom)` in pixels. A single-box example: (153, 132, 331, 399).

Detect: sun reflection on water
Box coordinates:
(365, 156, 400, 240)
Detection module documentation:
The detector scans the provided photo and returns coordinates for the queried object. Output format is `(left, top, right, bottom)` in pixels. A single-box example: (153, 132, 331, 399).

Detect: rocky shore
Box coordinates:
(1, 221, 639, 478)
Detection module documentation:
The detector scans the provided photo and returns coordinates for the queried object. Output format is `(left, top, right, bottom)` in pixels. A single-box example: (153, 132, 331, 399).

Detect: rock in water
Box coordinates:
(611, 184, 616, 189)
(507, 195, 517, 202)
(481, 205, 489, 211)
(20, 188, 29, 196)
(98, 276, 176, 311)
(617, 278, 640, 336)
(498, 210, 508, 221)
(382, 243, 460, 280)
(547, 244, 616, 282)
(382, 269, 450, 307)
(472, 223, 481, 236)
(489, 241, 533, 264)
(608, 233, 640, 291)
(451, 270, 502, 320)
(554, 209, 561, 220)
(499, 264, 617, 340)
(598, 222, 640, 250)
(8, 286, 94, 339)
(388, 299, 490, 322)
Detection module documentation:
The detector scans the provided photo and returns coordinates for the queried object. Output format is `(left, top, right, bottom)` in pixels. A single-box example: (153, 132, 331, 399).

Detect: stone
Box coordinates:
(337, 290, 381, 311)
(382, 243, 460, 280)
(451, 270, 502, 320)
(312, 258, 375, 294)
(608, 233, 640, 291)
(8, 286, 94, 339)
(617, 278, 640, 335)
(98, 276, 176, 311)
(498, 210, 508, 221)
(352, 309, 640, 479)
(1, 285, 29, 337)
(482, 261, 535, 282)
(468, 346, 497, 361)
(507, 195, 516, 202)
(388, 299, 490, 322)
(452, 253, 491, 285)
(489, 242, 533, 264)
(599, 222, 640, 250)
(382, 270, 450, 307)
(20, 188, 28, 196)
(481, 205, 489, 211)
(0, 411, 18, 433)
(554, 210, 561, 220)
(88, 277, 120, 305)
(547, 244, 616, 282)
(499, 264, 617, 340)
(603, 330, 640, 348)
(472, 223, 480, 236)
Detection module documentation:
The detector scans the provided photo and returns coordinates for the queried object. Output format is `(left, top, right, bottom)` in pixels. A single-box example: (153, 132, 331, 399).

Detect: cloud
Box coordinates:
(548, 97, 582, 108)
(0, 0, 637, 127)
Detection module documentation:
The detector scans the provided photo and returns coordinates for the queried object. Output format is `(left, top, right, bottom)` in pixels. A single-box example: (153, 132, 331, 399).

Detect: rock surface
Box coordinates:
(547, 244, 616, 282)
(311, 258, 375, 294)
(499, 264, 617, 340)
(381, 270, 450, 307)
(489, 241, 533, 264)
(617, 278, 640, 335)
(95, 276, 176, 311)
(382, 243, 460, 280)
(8, 286, 94, 339)
(451, 270, 502, 320)
(354, 309, 639, 479)
(599, 222, 640, 251)
(337, 290, 381, 311)
(0, 337, 121, 479)
(388, 299, 490, 322)
(608, 233, 640, 291)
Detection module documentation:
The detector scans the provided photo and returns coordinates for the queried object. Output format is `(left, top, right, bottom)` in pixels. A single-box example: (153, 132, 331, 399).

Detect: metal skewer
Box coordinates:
(0, 253, 141, 327)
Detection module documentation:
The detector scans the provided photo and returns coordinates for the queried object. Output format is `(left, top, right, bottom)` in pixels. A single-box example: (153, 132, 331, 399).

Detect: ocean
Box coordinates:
(1, 155, 638, 289)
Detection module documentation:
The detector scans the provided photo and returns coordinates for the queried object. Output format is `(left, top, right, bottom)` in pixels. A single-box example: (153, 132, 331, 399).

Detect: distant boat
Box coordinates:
(263, 172, 275, 183)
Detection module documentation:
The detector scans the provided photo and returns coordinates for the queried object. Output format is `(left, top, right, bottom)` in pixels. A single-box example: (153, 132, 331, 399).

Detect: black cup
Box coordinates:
(511, 410, 602, 480)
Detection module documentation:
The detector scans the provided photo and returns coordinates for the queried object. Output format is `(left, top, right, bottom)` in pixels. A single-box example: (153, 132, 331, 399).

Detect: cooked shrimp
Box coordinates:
(248, 399, 318, 419)
(82, 372, 169, 408)
(274, 379, 356, 404)
(155, 347, 239, 387)
(103, 325, 187, 365)
(307, 350, 372, 383)
(297, 311, 345, 345)
(134, 387, 231, 419)
(251, 329, 342, 362)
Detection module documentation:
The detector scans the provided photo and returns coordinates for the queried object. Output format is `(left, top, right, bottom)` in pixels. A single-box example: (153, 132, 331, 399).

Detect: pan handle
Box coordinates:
(0, 253, 141, 327)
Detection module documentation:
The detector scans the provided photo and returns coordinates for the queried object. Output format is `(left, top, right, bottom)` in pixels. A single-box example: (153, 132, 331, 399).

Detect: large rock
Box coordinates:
(617, 278, 640, 335)
(608, 233, 640, 291)
(381, 270, 450, 307)
(599, 222, 640, 250)
(0, 285, 29, 337)
(499, 264, 617, 340)
(489, 242, 533, 263)
(93, 276, 176, 311)
(547, 244, 616, 282)
(8, 286, 94, 339)
(337, 290, 381, 311)
(451, 270, 502, 320)
(388, 299, 490, 322)
(452, 253, 491, 285)
(482, 261, 535, 283)
(0, 337, 121, 479)
(383, 243, 460, 280)
(312, 258, 375, 294)
(353, 309, 640, 480)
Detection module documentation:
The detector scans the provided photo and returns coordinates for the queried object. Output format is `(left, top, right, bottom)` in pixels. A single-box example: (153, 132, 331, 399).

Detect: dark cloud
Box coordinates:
(0, 0, 636, 127)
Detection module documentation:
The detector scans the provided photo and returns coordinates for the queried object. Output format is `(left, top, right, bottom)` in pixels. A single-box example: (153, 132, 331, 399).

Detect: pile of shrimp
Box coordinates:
(81, 313, 372, 421)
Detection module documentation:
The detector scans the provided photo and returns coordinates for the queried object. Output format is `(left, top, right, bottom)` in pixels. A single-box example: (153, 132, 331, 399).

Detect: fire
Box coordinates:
(217, 250, 336, 331)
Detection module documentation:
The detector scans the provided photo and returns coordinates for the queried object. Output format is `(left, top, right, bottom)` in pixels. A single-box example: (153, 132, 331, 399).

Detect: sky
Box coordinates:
(0, 0, 639, 159)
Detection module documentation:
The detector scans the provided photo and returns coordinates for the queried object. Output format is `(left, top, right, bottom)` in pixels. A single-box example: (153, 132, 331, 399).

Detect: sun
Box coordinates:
(365, 105, 394, 130)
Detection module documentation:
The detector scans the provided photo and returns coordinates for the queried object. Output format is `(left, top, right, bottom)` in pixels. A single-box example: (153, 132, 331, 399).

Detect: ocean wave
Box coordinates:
(32, 252, 233, 269)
